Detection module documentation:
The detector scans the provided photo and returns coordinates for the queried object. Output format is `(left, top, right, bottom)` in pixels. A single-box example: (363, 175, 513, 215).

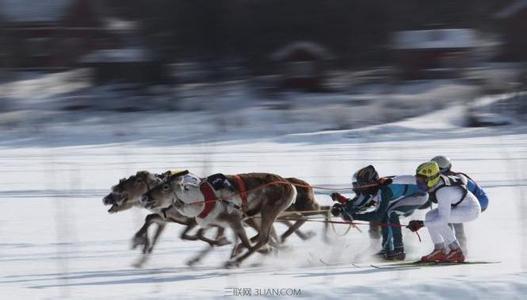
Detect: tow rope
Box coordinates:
(174, 178, 423, 242)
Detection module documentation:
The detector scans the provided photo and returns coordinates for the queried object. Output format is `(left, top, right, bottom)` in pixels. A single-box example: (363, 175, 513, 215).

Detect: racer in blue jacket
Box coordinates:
(331, 165, 428, 260)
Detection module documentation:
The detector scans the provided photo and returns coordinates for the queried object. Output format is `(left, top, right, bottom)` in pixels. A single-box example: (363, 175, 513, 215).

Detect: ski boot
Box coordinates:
(385, 248, 406, 261)
(373, 249, 387, 259)
(420, 249, 447, 262)
(444, 248, 465, 263)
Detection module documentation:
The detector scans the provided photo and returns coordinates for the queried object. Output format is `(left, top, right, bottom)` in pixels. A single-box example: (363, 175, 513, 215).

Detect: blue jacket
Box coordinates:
(466, 178, 488, 211)
(344, 176, 423, 222)
(446, 171, 488, 212)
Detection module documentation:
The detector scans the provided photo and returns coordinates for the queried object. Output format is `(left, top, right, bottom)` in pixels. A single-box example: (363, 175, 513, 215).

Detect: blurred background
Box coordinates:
(0, 0, 526, 144)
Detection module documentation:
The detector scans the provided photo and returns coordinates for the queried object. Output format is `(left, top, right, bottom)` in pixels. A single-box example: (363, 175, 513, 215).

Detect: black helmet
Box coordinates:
(352, 165, 379, 194)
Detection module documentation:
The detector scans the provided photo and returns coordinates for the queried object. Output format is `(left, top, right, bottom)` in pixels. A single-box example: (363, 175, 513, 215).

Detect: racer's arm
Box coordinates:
(352, 188, 392, 222)
(391, 175, 417, 185)
(467, 178, 488, 211)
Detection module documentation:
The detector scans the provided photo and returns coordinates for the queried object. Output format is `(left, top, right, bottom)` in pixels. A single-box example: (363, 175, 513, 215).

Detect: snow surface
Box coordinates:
(0, 75, 526, 298)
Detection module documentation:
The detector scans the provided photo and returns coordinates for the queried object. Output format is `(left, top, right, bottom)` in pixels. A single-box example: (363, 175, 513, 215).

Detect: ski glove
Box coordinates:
(330, 192, 348, 204)
(407, 220, 424, 232)
(331, 203, 343, 217)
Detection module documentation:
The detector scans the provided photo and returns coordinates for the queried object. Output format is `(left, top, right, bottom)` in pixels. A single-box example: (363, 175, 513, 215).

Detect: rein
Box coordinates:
(176, 179, 353, 207)
(164, 177, 423, 241)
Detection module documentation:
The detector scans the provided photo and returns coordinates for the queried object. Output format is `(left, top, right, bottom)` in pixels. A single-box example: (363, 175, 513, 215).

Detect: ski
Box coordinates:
(370, 260, 500, 269)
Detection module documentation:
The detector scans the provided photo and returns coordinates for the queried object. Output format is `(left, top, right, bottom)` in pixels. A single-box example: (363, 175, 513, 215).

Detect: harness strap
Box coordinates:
(198, 182, 217, 218)
(451, 188, 468, 208)
(431, 175, 468, 208)
(232, 175, 248, 212)
(161, 206, 170, 219)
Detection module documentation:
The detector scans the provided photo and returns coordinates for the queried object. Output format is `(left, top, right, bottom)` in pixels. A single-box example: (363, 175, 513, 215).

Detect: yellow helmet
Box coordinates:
(416, 161, 441, 189)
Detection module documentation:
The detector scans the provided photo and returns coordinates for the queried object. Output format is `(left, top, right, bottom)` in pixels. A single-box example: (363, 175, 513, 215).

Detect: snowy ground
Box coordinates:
(1, 97, 527, 299)
(1, 70, 526, 299)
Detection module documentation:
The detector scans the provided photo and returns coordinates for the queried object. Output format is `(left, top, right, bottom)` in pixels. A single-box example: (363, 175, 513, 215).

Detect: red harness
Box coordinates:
(197, 175, 248, 219)
(232, 175, 248, 211)
(197, 182, 217, 219)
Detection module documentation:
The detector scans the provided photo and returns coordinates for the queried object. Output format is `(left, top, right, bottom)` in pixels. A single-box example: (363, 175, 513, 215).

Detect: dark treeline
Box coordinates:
(106, 0, 506, 68)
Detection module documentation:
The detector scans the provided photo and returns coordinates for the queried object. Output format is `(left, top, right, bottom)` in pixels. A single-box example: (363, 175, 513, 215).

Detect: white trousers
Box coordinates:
(424, 204, 480, 246)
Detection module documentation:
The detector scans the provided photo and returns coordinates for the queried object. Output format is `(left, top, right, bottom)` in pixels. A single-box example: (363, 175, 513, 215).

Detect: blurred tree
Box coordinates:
(102, 0, 509, 70)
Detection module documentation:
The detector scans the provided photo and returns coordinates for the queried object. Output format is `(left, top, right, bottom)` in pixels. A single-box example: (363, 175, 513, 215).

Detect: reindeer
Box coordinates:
(104, 171, 328, 267)
(102, 171, 229, 267)
(280, 177, 330, 243)
(142, 172, 297, 267)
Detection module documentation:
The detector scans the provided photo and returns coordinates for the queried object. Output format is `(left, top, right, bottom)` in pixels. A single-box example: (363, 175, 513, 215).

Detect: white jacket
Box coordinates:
(430, 175, 481, 224)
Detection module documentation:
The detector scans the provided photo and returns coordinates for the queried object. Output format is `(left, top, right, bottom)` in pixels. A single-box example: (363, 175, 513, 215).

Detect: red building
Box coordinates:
(391, 29, 480, 79)
(271, 41, 333, 91)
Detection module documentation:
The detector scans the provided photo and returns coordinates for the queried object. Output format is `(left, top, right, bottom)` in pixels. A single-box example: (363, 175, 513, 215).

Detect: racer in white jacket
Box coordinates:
(408, 161, 481, 263)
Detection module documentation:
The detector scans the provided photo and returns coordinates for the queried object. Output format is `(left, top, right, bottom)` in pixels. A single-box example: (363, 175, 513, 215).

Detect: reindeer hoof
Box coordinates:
(186, 258, 200, 267)
(257, 247, 272, 254)
(230, 244, 245, 258)
(215, 237, 232, 247)
(224, 260, 240, 269)
(141, 245, 151, 254)
(131, 235, 146, 249)
(132, 259, 146, 268)
(304, 231, 316, 240)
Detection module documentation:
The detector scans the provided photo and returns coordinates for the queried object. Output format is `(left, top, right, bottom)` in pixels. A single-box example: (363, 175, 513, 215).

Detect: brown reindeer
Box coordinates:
(186, 176, 330, 265)
(245, 177, 329, 244)
(142, 172, 297, 267)
(280, 177, 330, 243)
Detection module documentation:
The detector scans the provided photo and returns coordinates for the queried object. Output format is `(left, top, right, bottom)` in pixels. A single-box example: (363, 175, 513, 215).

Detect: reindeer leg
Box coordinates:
(229, 229, 241, 259)
(179, 222, 223, 246)
(279, 219, 312, 243)
(186, 245, 214, 266)
(269, 224, 280, 245)
(132, 213, 160, 250)
(256, 224, 280, 255)
(180, 222, 200, 241)
(187, 225, 231, 266)
(131, 214, 166, 268)
(227, 212, 275, 268)
(132, 254, 150, 269)
(147, 223, 167, 253)
(227, 228, 269, 268)
(196, 228, 215, 245)
(226, 218, 253, 265)
(213, 226, 231, 246)
(244, 217, 261, 243)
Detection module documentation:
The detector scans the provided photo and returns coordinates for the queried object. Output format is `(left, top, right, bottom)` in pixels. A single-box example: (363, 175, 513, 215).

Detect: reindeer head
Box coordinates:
(141, 170, 204, 217)
(141, 174, 183, 210)
(103, 171, 162, 213)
